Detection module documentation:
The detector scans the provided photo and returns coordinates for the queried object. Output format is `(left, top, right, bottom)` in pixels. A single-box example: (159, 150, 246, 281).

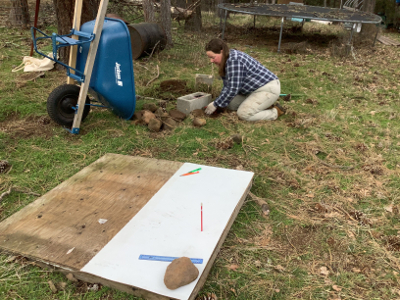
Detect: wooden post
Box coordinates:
(71, 0, 109, 134)
(67, 0, 83, 84)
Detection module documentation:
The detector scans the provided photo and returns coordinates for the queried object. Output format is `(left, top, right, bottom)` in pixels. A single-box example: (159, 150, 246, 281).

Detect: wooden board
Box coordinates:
(0, 154, 254, 300)
(0, 154, 183, 270)
(377, 35, 400, 46)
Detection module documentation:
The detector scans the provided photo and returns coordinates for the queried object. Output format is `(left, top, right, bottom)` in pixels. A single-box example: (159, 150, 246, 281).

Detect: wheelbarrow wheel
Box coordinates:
(47, 84, 91, 127)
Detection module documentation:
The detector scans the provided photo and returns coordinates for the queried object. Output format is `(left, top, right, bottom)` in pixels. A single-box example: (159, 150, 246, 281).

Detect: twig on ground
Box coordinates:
(146, 40, 160, 62)
(0, 187, 40, 203)
(146, 65, 159, 86)
(0, 187, 12, 202)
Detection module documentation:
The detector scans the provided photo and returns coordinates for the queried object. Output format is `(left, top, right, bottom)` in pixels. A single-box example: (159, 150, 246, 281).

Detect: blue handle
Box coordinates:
(31, 27, 94, 83)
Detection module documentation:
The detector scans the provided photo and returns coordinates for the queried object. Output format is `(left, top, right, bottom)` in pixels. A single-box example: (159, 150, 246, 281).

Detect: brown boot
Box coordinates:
(273, 102, 286, 117)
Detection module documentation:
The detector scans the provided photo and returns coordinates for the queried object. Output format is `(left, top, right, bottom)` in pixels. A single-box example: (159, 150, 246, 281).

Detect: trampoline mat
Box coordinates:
(218, 3, 382, 24)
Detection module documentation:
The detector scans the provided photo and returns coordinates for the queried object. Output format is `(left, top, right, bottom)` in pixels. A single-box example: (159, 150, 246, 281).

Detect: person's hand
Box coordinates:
(205, 102, 217, 115)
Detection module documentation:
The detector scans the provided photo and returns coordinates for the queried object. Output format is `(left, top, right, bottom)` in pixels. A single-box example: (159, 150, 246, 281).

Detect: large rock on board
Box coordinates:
(164, 257, 199, 290)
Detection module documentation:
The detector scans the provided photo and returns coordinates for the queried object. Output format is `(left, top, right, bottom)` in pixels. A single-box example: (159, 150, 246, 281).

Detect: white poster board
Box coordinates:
(81, 163, 254, 300)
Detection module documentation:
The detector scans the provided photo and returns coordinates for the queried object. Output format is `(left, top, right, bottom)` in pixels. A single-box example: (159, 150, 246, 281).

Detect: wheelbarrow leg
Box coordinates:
(71, 0, 109, 134)
(67, 0, 83, 85)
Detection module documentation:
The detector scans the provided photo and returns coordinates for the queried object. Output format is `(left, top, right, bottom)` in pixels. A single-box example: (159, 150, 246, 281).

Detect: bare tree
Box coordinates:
(160, 0, 173, 47)
(184, 0, 202, 31)
(143, 0, 156, 22)
(9, 0, 30, 28)
(51, 0, 100, 64)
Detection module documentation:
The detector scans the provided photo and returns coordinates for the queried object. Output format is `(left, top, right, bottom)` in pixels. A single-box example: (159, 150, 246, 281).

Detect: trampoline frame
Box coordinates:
(217, 3, 382, 52)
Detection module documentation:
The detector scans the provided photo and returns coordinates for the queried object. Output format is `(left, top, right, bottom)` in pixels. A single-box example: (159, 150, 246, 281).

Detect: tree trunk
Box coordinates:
(360, 0, 376, 36)
(9, 0, 30, 28)
(184, 4, 202, 31)
(160, 0, 173, 47)
(362, 0, 375, 13)
(143, 0, 156, 22)
(216, 0, 224, 18)
(52, 0, 100, 65)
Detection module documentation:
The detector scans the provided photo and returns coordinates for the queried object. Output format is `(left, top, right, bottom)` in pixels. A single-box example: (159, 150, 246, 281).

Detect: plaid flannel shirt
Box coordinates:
(214, 49, 278, 108)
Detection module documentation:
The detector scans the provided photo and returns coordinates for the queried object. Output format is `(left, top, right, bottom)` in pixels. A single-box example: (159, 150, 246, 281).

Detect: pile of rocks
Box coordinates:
(132, 103, 207, 132)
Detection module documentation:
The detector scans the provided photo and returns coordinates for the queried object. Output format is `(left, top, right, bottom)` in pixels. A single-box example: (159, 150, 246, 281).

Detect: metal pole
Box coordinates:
(348, 23, 355, 44)
(373, 24, 379, 47)
(30, 0, 41, 56)
(221, 10, 228, 40)
(278, 17, 284, 52)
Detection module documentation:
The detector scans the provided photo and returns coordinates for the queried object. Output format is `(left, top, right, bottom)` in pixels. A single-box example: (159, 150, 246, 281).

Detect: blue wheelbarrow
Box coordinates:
(32, 16, 136, 133)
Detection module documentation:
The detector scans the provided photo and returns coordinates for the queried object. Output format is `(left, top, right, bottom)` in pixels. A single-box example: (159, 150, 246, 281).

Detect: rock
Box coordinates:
(231, 134, 243, 144)
(193, 118, 206, 127)
(143, 103, 158, 112)
(164, 257, 199, 290)
(58, 282, 67, 290)
(131, 110, 143, 121)
(169, 109, 186, 121)
(155, 107, 165, 117)
(142, 110, 156, 124)
(191, 109, 205, 118)
(66, 273, 78, 282)
(261, 204, 270, 216)
(0, 160, 11, 174)
(148, 118, 162, 132)
(163, 117, 177, 130)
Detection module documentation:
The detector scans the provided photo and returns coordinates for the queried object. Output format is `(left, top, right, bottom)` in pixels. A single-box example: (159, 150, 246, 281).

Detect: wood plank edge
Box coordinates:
(188, 178, 254, 300)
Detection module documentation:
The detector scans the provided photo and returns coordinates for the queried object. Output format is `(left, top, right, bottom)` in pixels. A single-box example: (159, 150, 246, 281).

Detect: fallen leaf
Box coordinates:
(370, 111, 376, 115)
(332, 285, 342, 291)
(275, 289, 280, 292)
(227, 264, 239, 271)
(320, 266, 329, 276)
(352, 267, 361, 273)
(254, 260, 262, 268)
(384, 205, 393, 213)
(48, 280, 57, 293)
(274, 265, 285, 272)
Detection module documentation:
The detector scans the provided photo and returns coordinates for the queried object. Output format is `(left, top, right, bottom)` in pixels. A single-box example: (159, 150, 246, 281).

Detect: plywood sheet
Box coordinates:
(0, 154, 183, 270)
(0, 155, 254, 300)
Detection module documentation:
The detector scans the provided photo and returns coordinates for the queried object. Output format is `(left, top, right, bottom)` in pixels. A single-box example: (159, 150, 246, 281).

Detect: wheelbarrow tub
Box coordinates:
(76, 18, 136, 120)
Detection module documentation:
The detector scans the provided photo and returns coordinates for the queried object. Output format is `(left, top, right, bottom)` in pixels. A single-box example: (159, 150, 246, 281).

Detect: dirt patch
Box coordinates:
(0, 114, 54, 139)
(157, 80, 189, 99)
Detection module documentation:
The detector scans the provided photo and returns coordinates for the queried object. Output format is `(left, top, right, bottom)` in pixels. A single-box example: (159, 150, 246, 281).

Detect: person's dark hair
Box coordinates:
(205, 38, 229, 77)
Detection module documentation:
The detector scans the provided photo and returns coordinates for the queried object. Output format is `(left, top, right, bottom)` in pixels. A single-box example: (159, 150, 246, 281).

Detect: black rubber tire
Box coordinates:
(47, 84, 91, 127)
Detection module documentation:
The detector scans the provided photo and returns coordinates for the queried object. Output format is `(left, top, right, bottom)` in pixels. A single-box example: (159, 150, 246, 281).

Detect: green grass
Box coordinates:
(1, 13, 400, 300)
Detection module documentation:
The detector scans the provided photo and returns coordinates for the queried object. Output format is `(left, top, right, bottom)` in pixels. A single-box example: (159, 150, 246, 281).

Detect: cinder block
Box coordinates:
(177, 92, 212, 115)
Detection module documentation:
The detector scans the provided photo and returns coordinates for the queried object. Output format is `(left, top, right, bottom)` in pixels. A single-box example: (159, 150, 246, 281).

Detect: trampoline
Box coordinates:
(217, 3, 382, 51)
